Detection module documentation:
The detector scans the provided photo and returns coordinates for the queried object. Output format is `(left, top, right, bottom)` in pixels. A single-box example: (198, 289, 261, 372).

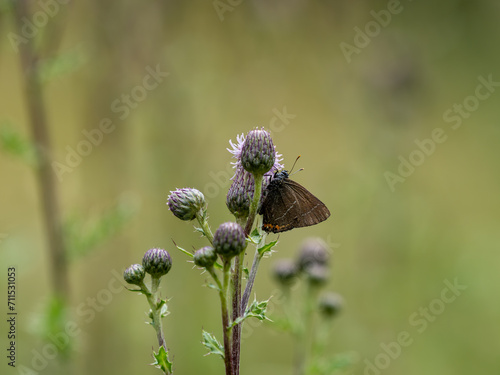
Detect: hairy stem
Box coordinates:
(196, 210, 214, 244)
(240, 229, 266, 315)
(221, 259, 234, 375)
(232, 173, 264, 374)
(148, 278, 168, 350)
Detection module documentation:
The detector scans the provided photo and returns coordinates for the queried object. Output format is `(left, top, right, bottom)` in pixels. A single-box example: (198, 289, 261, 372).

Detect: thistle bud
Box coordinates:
(318, 292, 343, 318)
(305, 263, 329, 286)
(167, 188, 205, 221)
(226, 168, 254, 219)
(272, 259, 298, 286)
(142, 248, 172, 278)
(193, 246, 218, 268)
(123, 264, 145, 285)
(241, 128, 275, 175)
(213, 222, 246, 259)
(297, 237, 330, 272)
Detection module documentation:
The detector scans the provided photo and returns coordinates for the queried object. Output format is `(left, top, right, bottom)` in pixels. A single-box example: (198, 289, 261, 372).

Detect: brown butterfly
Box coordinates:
(259, 169, 330, 233)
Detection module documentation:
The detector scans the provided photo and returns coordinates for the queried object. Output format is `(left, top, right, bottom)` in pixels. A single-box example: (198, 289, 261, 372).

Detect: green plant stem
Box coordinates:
(196, 210, 214, 244)
(295, 283, 320, 375)
(312, 317, 331, 362)
(220, 259, 234, 375)
(144, 278, 168, 352)
(240, 229, 266, 315)
(232, 173, 264, 375)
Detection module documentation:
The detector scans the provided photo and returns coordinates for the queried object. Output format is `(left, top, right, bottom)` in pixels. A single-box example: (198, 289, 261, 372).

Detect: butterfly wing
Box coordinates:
(260, 178, 330, 233)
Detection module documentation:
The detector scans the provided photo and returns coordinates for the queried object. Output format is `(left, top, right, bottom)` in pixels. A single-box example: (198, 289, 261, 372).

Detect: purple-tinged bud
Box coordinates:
(123, 264, 145, 285)
(318, 292, 343, 318)
(167, 188, 205, 221)
(272, 259, 298, 286)
(142, 248, 172, 277)
(305, 263, 329, 286)
(226, 168, 254, 219)
(297, 237, 330, 272)
(213, 222, 246, 259)
(241, 128, 275, 175)
(193, 246, 218, 268)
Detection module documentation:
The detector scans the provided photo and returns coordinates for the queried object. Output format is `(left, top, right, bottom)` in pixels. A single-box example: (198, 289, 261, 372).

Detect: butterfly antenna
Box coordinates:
(289, 155, 301, 174)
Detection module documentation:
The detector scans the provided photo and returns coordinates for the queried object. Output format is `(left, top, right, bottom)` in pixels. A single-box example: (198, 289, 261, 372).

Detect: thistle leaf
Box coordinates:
(249, 228, 261, 244)
(201, 330, 224, 359)
(257, 240, 278, 256)
(152, 346, 173, 374)
(232, 297, 272, 327)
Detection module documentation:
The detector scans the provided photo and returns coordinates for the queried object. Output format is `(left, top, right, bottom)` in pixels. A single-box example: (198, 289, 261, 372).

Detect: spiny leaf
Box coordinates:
(206, 281, 220, 291)
(201, 330, 224, 359)
(258, 240, 278, 256)
(249, 228, 261, 244)
(232, 297, 272, 327)
(194, 226, 205, 236)
(152, 346, 173, 374)
(172, 240, 194, 258)
(159, 300, 170, 318)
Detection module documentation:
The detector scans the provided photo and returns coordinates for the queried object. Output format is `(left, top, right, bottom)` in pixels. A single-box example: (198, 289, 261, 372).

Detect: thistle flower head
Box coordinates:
(227, 130, 283, 176)
(123, 264, 145, 285)
(297, 237, 330, 272)
(167, 188, 205, 221)
(226, 168, 254, 219)
(226, 129, 283, 218)
(142, 248, 172, 278)
(241, 128, 276, 175)
(318, 292, 343, 318)
(193, 246, 218, 268)
(213, 222, 246, 259)
(305, 263, 329, 286)
(272, 259, 298, 286)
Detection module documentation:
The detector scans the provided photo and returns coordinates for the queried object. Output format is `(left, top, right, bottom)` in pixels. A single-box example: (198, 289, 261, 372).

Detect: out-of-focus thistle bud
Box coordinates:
(226, 168, 254, 219)
(241, 128, 275, 175)
(193, 246, 218, 268)
(123, 264, 145, 285)
(213, 222, 246, 259)
(305, 263, 329, 286)
(272, 259, 298, 286)
(318, 292, 343, 318)
(142, 248, 172, 278)
(297, 237, 330, 272)
(167, 188, 205, 221)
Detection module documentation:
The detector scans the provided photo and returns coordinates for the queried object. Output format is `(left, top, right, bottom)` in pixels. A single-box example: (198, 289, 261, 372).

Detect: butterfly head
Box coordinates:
(273, 170, 289, 181)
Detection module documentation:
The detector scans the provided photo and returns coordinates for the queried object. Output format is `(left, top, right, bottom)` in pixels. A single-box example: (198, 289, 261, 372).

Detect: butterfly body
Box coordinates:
(259, 170, 331, 233)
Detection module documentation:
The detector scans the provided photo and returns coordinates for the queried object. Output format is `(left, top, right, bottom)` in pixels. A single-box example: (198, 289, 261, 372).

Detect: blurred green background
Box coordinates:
(1, 1, 500, 374)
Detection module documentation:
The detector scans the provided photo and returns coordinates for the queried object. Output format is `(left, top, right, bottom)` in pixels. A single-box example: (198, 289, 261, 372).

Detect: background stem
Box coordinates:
(13, 1, 69, 301)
